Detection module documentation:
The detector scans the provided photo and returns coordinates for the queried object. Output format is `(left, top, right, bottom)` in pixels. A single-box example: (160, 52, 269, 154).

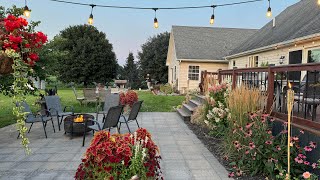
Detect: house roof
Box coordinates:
(229, 0, 320, 57)
(171, 26, 257, 60)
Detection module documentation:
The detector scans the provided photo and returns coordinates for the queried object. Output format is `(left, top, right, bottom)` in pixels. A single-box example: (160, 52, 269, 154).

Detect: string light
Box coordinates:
(23, 0, 31, 18)
(45, 0, 264, 26)
(266, 0, 272, 18)
(88, 5, 95, 25)
(318, 0, 320, 6)
(153, 8, 159, 29)
(210, 6, 215, 25)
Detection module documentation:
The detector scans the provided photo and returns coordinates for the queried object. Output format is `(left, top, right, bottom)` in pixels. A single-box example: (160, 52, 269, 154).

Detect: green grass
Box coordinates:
(0, 90, 184, 128)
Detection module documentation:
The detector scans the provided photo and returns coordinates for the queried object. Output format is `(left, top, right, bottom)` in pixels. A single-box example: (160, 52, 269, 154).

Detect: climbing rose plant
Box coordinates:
(75, 128, 162, 179)
(0, 14, 47, 153)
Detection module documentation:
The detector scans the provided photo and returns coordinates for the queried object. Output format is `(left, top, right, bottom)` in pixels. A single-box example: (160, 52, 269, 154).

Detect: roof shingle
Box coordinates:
(172, 26, 257, 60)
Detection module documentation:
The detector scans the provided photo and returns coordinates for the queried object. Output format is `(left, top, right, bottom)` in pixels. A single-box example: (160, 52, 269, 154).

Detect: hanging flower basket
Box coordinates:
(0, 56, 13, 75)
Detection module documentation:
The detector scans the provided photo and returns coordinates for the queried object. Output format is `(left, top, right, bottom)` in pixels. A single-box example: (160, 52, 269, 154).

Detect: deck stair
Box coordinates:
(177, 94, 206, 121)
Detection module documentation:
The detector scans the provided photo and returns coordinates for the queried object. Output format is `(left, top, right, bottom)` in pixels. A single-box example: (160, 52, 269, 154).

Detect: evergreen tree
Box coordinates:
(123, 52, 139, 89)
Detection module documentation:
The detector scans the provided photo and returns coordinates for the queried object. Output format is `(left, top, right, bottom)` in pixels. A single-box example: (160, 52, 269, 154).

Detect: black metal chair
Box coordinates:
(119, 101, 143, 133)
(44, 96, 74, 131)
(16, 101, 55, 139)
(82, 105, 123, 146)
(96, 93, 120, 122)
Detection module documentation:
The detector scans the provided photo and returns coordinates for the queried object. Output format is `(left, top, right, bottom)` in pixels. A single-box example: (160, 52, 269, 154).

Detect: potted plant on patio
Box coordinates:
(119, 90, 138, 115)
(0, 8, 47, 152)
(75, 128, 162, 180)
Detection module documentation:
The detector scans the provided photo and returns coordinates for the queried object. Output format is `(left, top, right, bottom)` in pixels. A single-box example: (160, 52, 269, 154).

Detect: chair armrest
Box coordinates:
(64, 106, 74, 113)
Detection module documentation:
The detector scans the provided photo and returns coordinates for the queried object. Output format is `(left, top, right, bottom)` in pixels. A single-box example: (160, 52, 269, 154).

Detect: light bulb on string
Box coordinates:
(318, 0, 320, 6)
(266, 0, 272, 18)
(210, 6, 215, 25)
(153, 8, 159, 29)
(23, 0, 30, 18)
(88, 5, 95, 25)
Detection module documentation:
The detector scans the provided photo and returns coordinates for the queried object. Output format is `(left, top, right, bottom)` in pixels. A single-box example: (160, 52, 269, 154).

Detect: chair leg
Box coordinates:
(135, 119, 140, 128)
(59, 116, 64, 128)
(28, 123, 33, 133)
(124, 121, 131, 133)
(42, 122, 48, 138)
(117, 125, 120, 134)
(82, 125, 87, 147)
(51, 119, 56, 133)
(57, 116, 61, 131)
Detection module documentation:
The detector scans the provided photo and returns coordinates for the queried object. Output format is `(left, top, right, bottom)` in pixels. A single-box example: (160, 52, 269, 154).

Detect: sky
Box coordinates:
(1, 0, 299, 65)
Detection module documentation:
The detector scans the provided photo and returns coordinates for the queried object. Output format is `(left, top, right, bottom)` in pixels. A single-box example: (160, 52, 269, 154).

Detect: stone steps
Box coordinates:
(176, 94, 206, 121)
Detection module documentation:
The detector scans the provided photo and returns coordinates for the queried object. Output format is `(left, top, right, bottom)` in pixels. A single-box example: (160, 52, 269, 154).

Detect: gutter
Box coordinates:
(225, 33, 320, 60)
(179, 59, 229, 63)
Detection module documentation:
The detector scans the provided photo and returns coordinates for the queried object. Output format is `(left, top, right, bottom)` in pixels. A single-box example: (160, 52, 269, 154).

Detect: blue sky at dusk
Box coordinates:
(2, 0, 299, 65)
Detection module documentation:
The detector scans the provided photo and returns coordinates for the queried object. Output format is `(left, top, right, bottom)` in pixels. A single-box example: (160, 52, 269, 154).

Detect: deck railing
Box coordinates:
(200, 63, 320, 135)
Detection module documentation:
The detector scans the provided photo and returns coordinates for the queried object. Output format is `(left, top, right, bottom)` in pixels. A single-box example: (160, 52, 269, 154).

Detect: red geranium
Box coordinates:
(1, 14, 47, 66)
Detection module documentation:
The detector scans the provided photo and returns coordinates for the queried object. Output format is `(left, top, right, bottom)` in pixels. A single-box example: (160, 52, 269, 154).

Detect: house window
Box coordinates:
(308, 48, 320, 63)
(248, 56, 259, 67)
(233, 60, 236, 67)
(188, 66, 199, 80)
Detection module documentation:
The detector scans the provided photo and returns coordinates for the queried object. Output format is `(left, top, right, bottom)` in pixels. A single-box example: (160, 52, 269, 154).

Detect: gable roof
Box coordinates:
(171, 26, 258, 60)
(229, 0, 320, 57)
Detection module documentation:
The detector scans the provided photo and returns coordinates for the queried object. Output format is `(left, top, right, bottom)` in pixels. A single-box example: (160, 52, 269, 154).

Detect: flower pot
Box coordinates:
(0, 56, 13, 75)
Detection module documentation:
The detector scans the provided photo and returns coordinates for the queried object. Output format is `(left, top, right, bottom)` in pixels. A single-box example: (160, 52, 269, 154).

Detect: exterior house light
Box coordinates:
(279, 56, 285, 64)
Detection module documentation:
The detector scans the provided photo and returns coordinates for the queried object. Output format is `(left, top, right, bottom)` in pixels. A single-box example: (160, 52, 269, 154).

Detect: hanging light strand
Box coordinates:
(23, 0, 31, 18)
(153, 8, 159, 29)
(267, 0, 272, 18)
(210, 5, 216, 25)
(88, 4, 95, 25)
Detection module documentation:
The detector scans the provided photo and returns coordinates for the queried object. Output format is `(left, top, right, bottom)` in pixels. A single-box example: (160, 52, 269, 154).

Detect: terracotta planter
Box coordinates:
(0, 56, 13, 75)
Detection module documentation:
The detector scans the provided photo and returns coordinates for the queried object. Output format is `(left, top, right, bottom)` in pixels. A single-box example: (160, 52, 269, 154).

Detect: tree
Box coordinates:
(54, 25, 117, 86)
(123, 52, 139, 89)
(138, 32, 170, 83)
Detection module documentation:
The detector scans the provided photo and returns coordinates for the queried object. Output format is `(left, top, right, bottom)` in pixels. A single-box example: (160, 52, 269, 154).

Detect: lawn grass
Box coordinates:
(0, 90, 185, 128)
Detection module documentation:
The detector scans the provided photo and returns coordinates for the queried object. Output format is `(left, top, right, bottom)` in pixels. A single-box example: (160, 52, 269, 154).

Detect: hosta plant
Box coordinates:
(75, 128, 162, 180)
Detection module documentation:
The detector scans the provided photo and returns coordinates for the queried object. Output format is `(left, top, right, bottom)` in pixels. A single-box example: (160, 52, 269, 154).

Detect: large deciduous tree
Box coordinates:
(55, 25, 117, 86)
(138, 32, 170, 83)
(123, 52, 139, 89)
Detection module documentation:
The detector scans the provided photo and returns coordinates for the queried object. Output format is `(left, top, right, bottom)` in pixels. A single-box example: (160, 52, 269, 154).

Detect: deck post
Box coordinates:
(218, 69, 222, 84)
(232, 68, 237, 89)
(266, 66, 275, 114)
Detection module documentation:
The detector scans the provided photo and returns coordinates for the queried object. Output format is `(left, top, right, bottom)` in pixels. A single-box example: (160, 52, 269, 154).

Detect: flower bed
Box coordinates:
(75, 128, 162, 179)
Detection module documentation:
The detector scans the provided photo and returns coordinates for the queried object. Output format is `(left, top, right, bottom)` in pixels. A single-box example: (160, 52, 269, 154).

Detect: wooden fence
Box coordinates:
(199, 63, 320, 135)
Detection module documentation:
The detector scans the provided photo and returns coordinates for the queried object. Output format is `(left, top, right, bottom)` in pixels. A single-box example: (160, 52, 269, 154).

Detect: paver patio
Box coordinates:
(0, 112, 229, 180)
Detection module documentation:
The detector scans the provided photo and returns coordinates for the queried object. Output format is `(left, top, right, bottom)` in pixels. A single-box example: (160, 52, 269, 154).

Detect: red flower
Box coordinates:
(29, 53, 39, 61)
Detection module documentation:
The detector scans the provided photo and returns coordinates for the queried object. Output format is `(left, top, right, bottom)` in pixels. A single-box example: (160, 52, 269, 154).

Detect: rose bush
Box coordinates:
(75, 128, 162, 179)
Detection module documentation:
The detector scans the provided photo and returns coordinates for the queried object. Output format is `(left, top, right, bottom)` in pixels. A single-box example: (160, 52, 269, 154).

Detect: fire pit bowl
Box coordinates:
(64, 114, 95, 134)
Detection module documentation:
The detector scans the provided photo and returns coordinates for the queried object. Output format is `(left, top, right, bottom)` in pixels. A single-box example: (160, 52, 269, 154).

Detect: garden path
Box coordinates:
(0, 112, 229, 180)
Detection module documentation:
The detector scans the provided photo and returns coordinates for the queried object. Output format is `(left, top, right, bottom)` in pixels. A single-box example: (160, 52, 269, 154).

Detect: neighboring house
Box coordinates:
(166, 26, 257, 93)
(226, 0, 320, 69)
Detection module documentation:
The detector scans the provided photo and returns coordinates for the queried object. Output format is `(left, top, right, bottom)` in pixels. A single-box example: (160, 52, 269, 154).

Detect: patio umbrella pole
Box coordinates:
(286, 84, 294, 180)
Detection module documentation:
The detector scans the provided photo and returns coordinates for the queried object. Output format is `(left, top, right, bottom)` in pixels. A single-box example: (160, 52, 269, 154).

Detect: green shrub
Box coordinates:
(159, 84, 173, 95)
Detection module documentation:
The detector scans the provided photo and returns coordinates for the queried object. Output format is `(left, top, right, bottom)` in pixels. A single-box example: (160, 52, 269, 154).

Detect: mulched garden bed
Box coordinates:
(184, 120, 264, 180)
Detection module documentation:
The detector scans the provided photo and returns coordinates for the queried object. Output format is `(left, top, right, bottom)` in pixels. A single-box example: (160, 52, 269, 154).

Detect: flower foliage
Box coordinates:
(205, 83, 229, 136)
(75, 128, 162, 180)
(1, 14, 47, 66)
(225, 112, 319, 179)
(119, 90, 138, 107)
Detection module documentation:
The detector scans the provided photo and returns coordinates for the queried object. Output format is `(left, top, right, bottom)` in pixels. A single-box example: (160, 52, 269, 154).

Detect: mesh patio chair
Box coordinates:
(72, 86, 85, 105)
(119, 101, 143, 133)
(82, 105, 123, 146)
(44, 96, 74, 131)
(96, 93, 120, 122)
(16, 101, 55, 139)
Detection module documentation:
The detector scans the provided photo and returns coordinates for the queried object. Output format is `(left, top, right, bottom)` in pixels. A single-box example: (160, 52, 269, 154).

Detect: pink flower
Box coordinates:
(245, 123, 253, 129)
(304, 161, 310, 165)
(245, 150, 249, 154)
(249, 142, 255, 150)
(312, 163, 318, 169)
(302, 171, 311, 179)
(266, 130, 272, 134)
(232, 129, 237, 134)
(228, 172, 235, 178)
(280, 130, 288, 134)
(233, 141, 240, 148)
(309, 141, 316, 148)
(298, 154, 306, 159)
(276, 145, 281, 151)
(300, 129, 305, 134)
(292, 136, 299, 141)
(265, 140, 272, 145)
(245, 129, 252, 137)
(295, 157, 303, 164)
(304, 146, 312, 152)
